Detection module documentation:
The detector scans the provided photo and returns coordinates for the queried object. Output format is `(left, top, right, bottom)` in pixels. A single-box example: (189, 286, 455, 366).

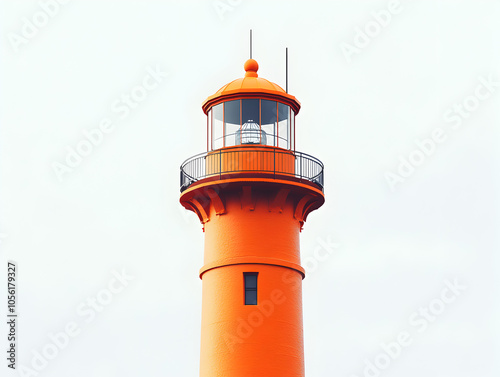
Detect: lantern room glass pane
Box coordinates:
(224, 100, 240, 147)
(207, 109, 212, 151)
(261, 100, 277, 146)
(238, 99, 260, 145)
(290, 109, 295, 150)
(241, 99, 259, 125)
(212, 103, 223, 149)
(278, 103, 289, 149)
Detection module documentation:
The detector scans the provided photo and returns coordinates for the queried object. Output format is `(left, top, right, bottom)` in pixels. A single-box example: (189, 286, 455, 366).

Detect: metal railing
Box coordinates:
(180, 147, 324, 192)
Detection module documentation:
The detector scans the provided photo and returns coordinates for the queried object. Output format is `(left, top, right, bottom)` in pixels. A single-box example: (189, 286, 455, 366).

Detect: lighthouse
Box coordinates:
(179, 56, 325, 377)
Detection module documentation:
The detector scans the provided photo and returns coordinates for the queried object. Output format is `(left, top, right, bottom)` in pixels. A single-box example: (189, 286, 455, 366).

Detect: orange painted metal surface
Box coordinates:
(200, 187, 305, 377)
(180, 176, 324, 202)
(205, 146, 295, 177)
(202, 59, 301, 115)
(201, 265, 304, 377)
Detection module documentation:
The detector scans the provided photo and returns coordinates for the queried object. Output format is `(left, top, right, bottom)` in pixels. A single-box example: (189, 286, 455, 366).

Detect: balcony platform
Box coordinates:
(180, 146, 324, 193)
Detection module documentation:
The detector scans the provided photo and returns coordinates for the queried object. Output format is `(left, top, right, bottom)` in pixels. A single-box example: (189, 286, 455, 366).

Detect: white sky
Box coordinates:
(0, 1, 499, 376)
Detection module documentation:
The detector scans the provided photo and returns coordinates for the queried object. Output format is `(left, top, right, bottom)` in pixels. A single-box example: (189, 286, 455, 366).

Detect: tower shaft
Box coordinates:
(199, 185, 305, 376)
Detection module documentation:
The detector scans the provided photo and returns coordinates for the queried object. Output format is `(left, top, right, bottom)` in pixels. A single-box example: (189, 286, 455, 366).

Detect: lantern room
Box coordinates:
(206, 98, 295, 150)
(202, 58, 300, 151)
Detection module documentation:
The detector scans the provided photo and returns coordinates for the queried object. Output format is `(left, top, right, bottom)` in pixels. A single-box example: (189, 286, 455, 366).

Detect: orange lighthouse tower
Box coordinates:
(180, 56, 325, 377)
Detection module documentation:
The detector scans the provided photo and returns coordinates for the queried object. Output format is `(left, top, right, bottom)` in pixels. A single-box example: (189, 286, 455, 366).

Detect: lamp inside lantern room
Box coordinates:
(235, 121, 266, 145)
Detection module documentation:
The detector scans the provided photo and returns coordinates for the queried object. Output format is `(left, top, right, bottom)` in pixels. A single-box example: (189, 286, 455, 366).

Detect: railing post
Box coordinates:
(273, 148, 276, 178)
(300, 153, 302, 179)
(219, 150, 222, 179)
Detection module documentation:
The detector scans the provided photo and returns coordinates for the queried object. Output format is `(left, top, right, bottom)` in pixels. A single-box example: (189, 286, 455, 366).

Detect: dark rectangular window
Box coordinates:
(244, 273, 258, 305)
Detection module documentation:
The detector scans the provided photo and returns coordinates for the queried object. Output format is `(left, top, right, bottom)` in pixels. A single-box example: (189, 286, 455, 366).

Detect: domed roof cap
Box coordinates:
(202, 59, 301, 114)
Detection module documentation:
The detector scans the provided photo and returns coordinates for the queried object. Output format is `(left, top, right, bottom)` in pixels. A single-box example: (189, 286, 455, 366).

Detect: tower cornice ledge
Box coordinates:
(180, 178, 324, 231)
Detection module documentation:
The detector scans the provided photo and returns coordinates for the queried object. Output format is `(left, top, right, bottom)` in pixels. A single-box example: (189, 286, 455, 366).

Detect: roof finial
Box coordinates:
(244, 59, 258, 77)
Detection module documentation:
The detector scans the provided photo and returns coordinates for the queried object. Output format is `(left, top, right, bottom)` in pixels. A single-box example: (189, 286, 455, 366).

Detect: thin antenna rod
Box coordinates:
(286, 47, 288, 93)
(250, 29, 253, 59)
